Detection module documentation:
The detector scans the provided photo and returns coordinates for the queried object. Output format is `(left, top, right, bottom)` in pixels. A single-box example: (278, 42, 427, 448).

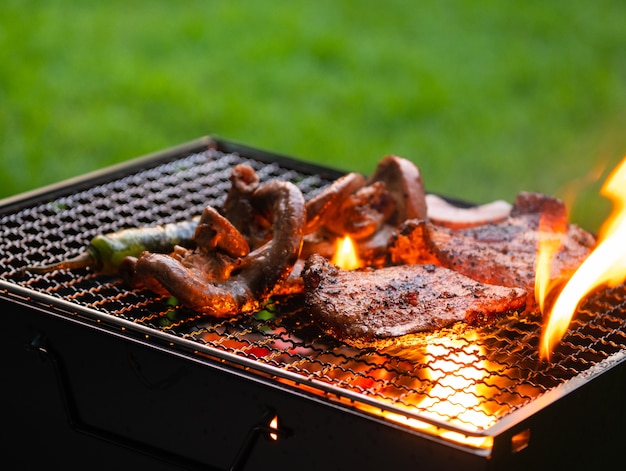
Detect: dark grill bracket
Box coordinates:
(27, 330, 291, 471)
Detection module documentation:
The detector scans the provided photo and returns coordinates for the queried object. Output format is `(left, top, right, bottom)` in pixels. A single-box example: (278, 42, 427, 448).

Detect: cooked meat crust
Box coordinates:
(389, 192, 596, 312)
(303, 253, 526, 347)
(122, 179, 306, 317)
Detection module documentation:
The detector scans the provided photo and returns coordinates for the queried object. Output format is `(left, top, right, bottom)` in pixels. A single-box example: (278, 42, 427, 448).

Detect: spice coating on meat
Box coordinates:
(389, 192, 596, 312)
(303, 253, 526, 348)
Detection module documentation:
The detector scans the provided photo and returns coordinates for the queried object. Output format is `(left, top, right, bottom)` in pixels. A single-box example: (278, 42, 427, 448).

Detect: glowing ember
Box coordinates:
(380, 410, 493, 450)
(331, 235, 362, 270)
(419, 333, 496, 431)
(540, 156, 626, 360)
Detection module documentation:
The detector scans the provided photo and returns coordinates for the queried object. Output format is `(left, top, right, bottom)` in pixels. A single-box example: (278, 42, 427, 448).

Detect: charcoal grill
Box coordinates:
(2, 136, 626, 470)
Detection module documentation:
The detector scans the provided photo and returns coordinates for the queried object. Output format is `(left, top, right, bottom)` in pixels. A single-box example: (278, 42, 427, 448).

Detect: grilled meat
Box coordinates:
(389, 192, 596, 312)
(304, 172, 366, 234)
(425, 193, 512, 229)
(121, 180, 306, 317)
(221, 164, 266, 249)
(322, 181, 397, 240)
(366, 154, 427, 225)
(302, 253, 527, 348)
(301, 155, 428, 267)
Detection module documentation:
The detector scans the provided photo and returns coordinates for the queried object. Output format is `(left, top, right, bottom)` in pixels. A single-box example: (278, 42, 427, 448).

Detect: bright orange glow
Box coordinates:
(419, 333, 496, 432)
(534, 212, 568, 314)
(269, 334, 503, 450)
(269, 415, 278, 440)
(331, 235, 362, 270)
(540, 156, 626, 360)
(379, 410, 493, 450)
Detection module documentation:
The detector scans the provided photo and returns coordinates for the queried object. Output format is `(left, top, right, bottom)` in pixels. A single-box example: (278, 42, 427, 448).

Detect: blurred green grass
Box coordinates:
(1, 0, 625, 232)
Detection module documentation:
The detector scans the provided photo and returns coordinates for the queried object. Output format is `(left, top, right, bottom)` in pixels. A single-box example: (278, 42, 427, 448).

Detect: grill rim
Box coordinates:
(0, 137, 212, 213)
(0, 135, 347, 213)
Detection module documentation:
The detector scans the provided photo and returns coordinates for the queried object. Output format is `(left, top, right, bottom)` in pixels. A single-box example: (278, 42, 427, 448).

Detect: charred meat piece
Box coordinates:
(304, 172, 366, 235)
(389, 192, 596, 312)
(302, 155, 428, 266)
(121, 180, 306, 317)
(388, 219, 441, 266)
(323, 181, 396, 240)
(303, 253, 526, 348)
(221, 164, 270, 250)
(366, 154, 427, 225)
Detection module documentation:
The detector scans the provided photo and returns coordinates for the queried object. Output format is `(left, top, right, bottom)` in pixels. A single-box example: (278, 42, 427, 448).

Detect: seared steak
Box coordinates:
(389, 192, 596, 312)
(302, 253, 527, 348)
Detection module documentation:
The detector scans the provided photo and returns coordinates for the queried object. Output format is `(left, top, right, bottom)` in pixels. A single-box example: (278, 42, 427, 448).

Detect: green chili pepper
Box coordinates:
(22, 217, 199, 275)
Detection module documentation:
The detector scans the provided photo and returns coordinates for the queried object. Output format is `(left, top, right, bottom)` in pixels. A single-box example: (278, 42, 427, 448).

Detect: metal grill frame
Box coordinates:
(2, 136, 626, 470)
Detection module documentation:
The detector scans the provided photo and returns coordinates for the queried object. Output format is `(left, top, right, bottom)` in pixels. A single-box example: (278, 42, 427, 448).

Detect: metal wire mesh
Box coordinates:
(2, 144, 625, 435)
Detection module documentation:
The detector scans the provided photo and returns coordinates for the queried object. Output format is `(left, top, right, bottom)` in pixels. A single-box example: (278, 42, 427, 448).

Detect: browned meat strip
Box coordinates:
(323, 181, 396, 240)
(302, 155, 428, 266)
(389, 192, 596, 312)
(121, 180, 306, 317)
(304, 172, 366, 234)
(221, 164, 269, 250)
(367, 154, 427, 225)
(302, 253, 527, 348)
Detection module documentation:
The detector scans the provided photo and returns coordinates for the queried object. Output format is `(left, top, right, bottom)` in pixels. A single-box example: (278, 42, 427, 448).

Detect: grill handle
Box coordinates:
(27, 332, 223, 471)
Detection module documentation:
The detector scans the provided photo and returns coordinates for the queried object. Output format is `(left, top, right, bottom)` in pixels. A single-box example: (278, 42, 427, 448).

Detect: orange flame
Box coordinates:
(269, 415, 279, 440)
(534, 212, 568, 314)
(540, 156, 626, 360)
(331, 235, 362, 270)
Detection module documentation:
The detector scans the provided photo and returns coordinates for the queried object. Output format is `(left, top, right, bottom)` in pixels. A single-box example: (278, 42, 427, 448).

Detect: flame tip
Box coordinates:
(539, 154, 626, 359)
(331, 235, 363, 270)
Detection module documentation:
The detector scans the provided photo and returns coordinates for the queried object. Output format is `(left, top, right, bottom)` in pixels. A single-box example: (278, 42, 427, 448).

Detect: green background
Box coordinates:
(2, 1, 625, 232)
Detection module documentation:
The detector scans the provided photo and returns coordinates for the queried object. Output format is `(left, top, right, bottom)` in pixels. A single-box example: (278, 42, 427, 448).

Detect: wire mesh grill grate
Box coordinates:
(2, 144, 625, 435)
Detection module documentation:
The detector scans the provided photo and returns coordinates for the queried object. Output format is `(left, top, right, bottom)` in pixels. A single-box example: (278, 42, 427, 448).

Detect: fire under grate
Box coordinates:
(2, 138, 626, 453)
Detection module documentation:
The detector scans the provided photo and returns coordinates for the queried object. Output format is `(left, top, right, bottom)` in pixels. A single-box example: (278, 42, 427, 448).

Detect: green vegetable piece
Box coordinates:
(21, 218, 199, 276)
